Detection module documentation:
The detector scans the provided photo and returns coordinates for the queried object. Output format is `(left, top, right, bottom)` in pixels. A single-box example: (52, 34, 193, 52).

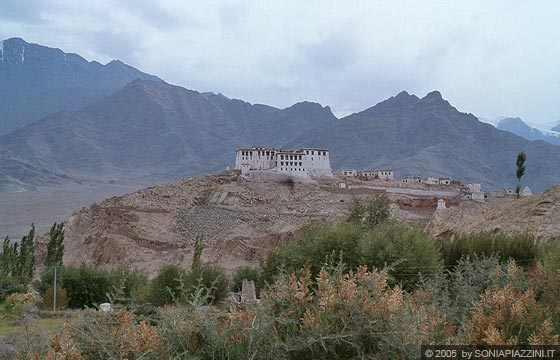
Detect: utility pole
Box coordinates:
(53, 266, 57, 312)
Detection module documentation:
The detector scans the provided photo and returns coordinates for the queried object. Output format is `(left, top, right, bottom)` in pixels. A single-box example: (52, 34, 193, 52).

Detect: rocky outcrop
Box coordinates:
(55, 171, 462, 275)
(426, 185, 560, 240)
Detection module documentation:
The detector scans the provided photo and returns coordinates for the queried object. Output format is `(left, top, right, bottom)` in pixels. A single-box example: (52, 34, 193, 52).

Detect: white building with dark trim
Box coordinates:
(235, 146, 333, 178)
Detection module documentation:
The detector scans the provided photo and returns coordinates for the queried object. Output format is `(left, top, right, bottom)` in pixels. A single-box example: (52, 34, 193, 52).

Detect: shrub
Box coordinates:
(540, 237, 560, 271)
(261, 220, 442, 291)
(109, 267, 150, 305)
(38, 265, 114, 308)
(348, 194, 391, 228)
(440, 231, 538, 267)
(261, 221, 363, 282)
(43, 285, 68, 311)
(361, 221, 442, 290)
(43, 308, 163, 359)
(3, 290, 41, 315)
(183, 264, 229, 305)
(149, 264, 187, 306)
(0, 275, 25, 303)
(231, 266, 260, 293)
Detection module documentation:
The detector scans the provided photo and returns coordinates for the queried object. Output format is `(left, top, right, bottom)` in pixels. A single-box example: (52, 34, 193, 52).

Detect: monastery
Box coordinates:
(235, 146, 333, 178)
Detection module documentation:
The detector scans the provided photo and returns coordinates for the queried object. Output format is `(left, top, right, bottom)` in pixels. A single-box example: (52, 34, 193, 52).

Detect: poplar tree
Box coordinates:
(0, 236, 17, 276)
(17, 224, 35, 279)
(46, 222, 65, 267)
(515, 151, 527, 198)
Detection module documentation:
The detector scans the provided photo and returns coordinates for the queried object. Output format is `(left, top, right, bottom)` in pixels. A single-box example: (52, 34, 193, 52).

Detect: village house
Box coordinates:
(340, 169, 358, 177)
(376, 170, 394, 180)
(401, 176, 410, 183)
(439, 178, 451, 186)
(412, 176, 423, 184)
(426, 177, 439, 185)
(467, 183, 482, 193)
(235, 146, 333, 178)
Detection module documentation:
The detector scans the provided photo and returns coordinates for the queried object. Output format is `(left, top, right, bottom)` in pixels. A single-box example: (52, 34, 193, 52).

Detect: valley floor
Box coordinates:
(0, 183, 144, 238)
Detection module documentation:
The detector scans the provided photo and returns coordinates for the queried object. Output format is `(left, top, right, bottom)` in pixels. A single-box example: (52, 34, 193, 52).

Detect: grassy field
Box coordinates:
(0, 314, 69, 358)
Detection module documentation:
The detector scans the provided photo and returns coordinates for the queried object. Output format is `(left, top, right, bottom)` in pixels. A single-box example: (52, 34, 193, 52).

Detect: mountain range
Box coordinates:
(0, 37, 159, 136)
(496, 117, 560, 145)
(1, 38, 560, 193)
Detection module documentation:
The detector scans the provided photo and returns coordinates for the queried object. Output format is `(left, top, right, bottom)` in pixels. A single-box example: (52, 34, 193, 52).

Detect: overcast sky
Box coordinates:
(1, 0, 559, 128)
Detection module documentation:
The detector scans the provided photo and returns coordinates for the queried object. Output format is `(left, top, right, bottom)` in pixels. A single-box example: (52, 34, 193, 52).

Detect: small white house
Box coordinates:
(439, 178, 451, 186)
(341, 169, 358, 177)
(376, 170, 394, 181)
(437, 199, 446, 210)
(467, 183, 482, 193)
(426, 177, 440, 185)
(412, 176, 423, 184)
(401, 177, 410, 183)
(471, 192, 485, 202)
(504, 188, 515, 196)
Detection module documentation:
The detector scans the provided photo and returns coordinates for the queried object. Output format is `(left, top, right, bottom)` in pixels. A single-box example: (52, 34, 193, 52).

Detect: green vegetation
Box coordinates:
(1, 196, 560, 359)
(45, 222, 64, 267)
(516, 150, 527, 198)
(440, 231, 537, 267)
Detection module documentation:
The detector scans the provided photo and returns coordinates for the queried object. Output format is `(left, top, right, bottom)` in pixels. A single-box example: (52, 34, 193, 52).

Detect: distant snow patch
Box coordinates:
(21, 44, 25, 62)
(0, 40, 3, 61)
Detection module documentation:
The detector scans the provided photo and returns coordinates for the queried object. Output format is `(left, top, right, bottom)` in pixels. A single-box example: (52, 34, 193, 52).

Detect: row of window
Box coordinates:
(280, 161, 302, 166)
(280, 168, 306, 172)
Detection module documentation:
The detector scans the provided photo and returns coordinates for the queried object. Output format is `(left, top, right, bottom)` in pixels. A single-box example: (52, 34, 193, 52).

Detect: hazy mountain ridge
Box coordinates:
(496, 117, 560, 145)
(0, 79, 336, 189)
(0, 37, 160, 136)
(285, 91, 560, 192)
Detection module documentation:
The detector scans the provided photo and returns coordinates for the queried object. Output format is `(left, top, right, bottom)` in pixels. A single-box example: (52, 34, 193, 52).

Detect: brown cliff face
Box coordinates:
(56, 172, 462, 275)
(59, 172, 358, 275)
(426, 185, 560, 240)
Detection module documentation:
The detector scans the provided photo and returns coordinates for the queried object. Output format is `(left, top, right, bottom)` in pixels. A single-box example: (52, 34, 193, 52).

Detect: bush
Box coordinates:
(3, 290, 41, 315)
(43, 308, 163, 359)
(0, 275, 26, 303)
(261, 220, 442, 291)
(149, 264, 187, 306)
(38, 265, 114, 308)
(183, 264, 229, 305)
(109, 267, 150, 305)
(43, 285, 68, 311)
(361, 221, 442, 290)
(261, 221, 364, 282)
(348, 195, 391, 228)
(540, 238, 560, 271)
(440, 231, 538, 267)
(231, 266, 260, 293)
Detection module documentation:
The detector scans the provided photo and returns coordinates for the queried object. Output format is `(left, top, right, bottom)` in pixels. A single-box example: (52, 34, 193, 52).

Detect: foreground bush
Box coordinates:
(39, 258, 560, 359)
(261, 221, 442, 290)
(440, 231, 537, 267)
(42, 308, 162, 359)
(149, 263, 229, 306)
(38, 265, 114, 308)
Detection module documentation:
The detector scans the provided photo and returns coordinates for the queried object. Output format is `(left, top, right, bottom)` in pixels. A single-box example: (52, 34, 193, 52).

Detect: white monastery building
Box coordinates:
(235, 146, 333, 178)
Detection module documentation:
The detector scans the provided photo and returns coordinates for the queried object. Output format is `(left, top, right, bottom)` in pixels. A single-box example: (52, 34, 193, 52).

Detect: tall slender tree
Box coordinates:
(46, 222, 65, 267)
(515, 151, 527, 198)
(17, 224, 35, 279)
(0, 236, 17, 276)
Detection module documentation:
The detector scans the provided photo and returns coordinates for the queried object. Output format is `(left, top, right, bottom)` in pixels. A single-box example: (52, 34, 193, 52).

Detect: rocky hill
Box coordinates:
(427, 185, 560, 240)
(0, 37, 159, 136)
(50, 171, 451, 275)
